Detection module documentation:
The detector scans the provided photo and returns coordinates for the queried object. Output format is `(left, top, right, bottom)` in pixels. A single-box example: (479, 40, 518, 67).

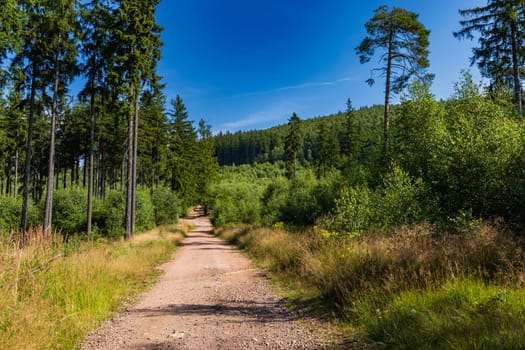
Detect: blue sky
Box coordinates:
(155, 0, 484, 133)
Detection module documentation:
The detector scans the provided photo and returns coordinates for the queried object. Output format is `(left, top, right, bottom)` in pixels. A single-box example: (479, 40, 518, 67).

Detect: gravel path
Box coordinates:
(81, 213, 346, 350)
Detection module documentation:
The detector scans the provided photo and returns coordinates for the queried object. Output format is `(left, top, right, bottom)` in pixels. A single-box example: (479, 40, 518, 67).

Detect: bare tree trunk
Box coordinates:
(63, 166, 66, 189)
(21, 63, 37, 236)
(131, 90, 139, 235)
(383, 25, 393, 157)
(14, 144, 18, 199)
(83, 155, 87, 188)
(125, 88, 134, 240)
(75, 157, 80, 186)
(44, 48, 61, 237)
(100, 152, 106, 198)
(87, 89, 95, 236)
(55, 157, 60, 190)
(510, 22, 522, 114)
(6, 159, 11, 196)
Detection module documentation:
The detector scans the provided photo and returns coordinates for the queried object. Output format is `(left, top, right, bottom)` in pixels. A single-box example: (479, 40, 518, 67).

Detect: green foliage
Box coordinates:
(360, 281, 525, 349)
(151, 186, 182, 225)
(374, 165, 426, 229)
(260, 177, 289, 225)
(209, 181, 264, 226)
(93, 191, 126, 239)
(280, 178, 321, 225)
(331, 186, 372, 234)
(135, 188, 155, 232)
(52, 188, 87, 236)
(281, 172, 341, 226)
(0, 196, 38, 233)
(331, 165, 427, 234)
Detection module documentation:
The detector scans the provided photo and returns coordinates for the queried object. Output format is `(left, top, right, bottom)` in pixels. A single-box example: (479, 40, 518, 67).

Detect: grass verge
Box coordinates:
(0, 223, 188, 349)
(215, 223, 525, 348)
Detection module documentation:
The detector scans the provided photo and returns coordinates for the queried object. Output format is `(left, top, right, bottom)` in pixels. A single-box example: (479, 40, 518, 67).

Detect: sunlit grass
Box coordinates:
(0, 223, 187, 349)
(357, 280, 525, 349)
(216, 223, 525, 348)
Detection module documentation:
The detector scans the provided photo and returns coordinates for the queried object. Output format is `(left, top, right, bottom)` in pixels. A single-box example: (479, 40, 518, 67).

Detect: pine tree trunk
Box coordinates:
(83, 156, 86, 188)
(125, 87, 134, 240)
(384, 25, 393, 156)
(55, 160, 60, 190)
(87, 90, 95, 236)
(14, 144, 18, 199)
(131, 91, 139, 235)
(44, 48, 61, 237)
(21, 63, 37, 236)
(6, 159, 11, 196)
(510, 22, 522, 114)
(63, 166, 66, 189)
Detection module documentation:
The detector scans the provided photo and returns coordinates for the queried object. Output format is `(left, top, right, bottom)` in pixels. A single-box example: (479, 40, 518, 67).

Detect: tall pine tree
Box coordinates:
(112, 0, 162, 239)
(356, 6, 432, 155)
(11, 1, 49, 234)
(167, 95, 197, 204)
(42, 0, 79, 236)
(79, 0, 114, 236)
(284, 113, 302, 179)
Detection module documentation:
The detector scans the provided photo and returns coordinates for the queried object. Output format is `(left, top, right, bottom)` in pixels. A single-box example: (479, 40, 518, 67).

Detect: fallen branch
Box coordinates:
(18, 253, 63, 281)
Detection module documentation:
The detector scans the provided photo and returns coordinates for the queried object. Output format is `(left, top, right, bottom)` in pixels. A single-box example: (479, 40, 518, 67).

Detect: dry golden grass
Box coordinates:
(0, 222, 186, 349)
(216, 222, 525, 347)
(217, 221, 525, 309)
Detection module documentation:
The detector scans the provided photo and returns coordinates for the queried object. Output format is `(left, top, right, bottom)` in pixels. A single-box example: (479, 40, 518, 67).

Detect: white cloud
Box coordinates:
(216, 101, 298, 133)
(233, 76, 355, 98)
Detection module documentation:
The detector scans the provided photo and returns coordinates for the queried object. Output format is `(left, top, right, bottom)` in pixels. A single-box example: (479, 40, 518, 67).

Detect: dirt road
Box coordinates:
(81, 213, 340, 349)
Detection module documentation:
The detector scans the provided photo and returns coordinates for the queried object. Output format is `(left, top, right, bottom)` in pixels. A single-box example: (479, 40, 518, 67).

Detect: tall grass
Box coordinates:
(216, 222, 525, 348)
(0, 224, 187, 349)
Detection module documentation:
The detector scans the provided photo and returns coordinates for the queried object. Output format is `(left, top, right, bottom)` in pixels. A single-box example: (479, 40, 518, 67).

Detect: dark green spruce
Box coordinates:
(455, 0, 525, 113)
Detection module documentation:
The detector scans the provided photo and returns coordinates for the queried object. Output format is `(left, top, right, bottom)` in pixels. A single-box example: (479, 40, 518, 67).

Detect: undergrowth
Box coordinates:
(0, 223, 188, 349)
(215, 222, 525, 348)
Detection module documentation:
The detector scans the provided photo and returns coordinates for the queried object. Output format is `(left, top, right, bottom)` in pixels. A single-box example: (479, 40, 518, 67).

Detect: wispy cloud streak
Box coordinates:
(216, 101, 297, 133)
(234, 76, 355, 98)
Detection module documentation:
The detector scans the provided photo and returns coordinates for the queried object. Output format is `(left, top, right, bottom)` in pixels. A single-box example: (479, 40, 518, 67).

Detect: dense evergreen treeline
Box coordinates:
(214, 105, 384, 166)
(0, 1, 217, 239)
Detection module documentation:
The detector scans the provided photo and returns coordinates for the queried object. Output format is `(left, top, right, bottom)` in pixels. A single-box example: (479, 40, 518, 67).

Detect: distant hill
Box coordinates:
(213, 105, 384, 166)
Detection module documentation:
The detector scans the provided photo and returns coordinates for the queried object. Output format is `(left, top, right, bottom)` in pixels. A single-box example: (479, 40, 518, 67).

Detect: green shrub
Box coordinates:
(0, 195, 39, 233)
(135, 188, 155, 232)
(372, 165, 426, 229)
(260, 178, 289, 225)
(52, 188, 87, 235)
(281, 179, 318, 225)
(332, 186, 372, 234)
(331, 165, 427, 234)
(151, 186, 182, 225)
(0, 195, 23, 232)
(92, 190, 125, 239)
(209, 181, 263, 226)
